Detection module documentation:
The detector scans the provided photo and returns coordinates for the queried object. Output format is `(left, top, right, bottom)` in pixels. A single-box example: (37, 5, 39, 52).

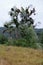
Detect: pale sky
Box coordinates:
(0, 0, 43, 28)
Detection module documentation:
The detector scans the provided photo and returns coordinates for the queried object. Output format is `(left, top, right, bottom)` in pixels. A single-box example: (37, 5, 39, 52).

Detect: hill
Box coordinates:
(35, 28, 43, 35)
(0, 45, 43, 65)
(0, 27, 11, 37)
(0, 27, 43, 38)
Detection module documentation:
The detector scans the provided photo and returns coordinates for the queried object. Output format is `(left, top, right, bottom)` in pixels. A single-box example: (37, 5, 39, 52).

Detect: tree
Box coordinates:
(3, 5, 36, 38)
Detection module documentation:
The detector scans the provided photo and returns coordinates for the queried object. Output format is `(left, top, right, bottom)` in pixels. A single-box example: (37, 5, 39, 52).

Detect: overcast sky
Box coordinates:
(0, 0, 43, 28)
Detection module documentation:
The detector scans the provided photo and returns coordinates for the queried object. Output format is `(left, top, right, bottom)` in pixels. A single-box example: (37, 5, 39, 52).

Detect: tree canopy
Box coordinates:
(3, 5, 36, 38)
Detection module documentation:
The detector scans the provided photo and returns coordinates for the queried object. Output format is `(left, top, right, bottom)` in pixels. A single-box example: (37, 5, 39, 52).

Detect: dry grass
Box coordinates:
(0, 45, 43, 65)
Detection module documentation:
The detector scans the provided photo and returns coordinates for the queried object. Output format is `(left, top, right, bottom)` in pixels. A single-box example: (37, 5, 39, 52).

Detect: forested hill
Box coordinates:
(0, 27, 5, 33)
(35, 28, 43, 33)
(0, 27, 10, 37)
(0, 27, 43, 36)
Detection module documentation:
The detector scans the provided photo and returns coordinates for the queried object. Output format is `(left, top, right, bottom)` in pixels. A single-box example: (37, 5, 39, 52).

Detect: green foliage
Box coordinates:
(5, 38, 38, 48)
(38, 31, 43, 48)
(20, 25, 38, 43)
(0, 33, 41, 49)
(0, 34, 8, 44)
(13, 39, 27, 47)
(2, 5, 42, 49)
(14, 39, 38, 48)
(3, 5, 35, 38)
(39, 32, 43, 44)
(27, 26, 38, 43)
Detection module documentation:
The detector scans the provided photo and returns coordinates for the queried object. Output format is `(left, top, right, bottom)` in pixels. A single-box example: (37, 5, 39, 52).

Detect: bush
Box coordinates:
(23, 26, 39, 43)
(4, 38, 39, 48)
(0, 34, 8, 44)
(6, 38, 27, 47)
(39, 32, 43, 44)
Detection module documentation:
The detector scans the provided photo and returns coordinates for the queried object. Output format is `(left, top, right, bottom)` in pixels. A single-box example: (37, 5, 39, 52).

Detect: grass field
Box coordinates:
(0, 45, 43, 65)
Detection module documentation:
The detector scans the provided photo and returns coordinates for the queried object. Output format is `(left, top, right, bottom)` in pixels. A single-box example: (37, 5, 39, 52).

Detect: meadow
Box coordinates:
(0, 45, 43, 65)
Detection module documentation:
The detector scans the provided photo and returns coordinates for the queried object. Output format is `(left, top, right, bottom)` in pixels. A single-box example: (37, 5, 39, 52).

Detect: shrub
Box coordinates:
(0, 34, 8, 44)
